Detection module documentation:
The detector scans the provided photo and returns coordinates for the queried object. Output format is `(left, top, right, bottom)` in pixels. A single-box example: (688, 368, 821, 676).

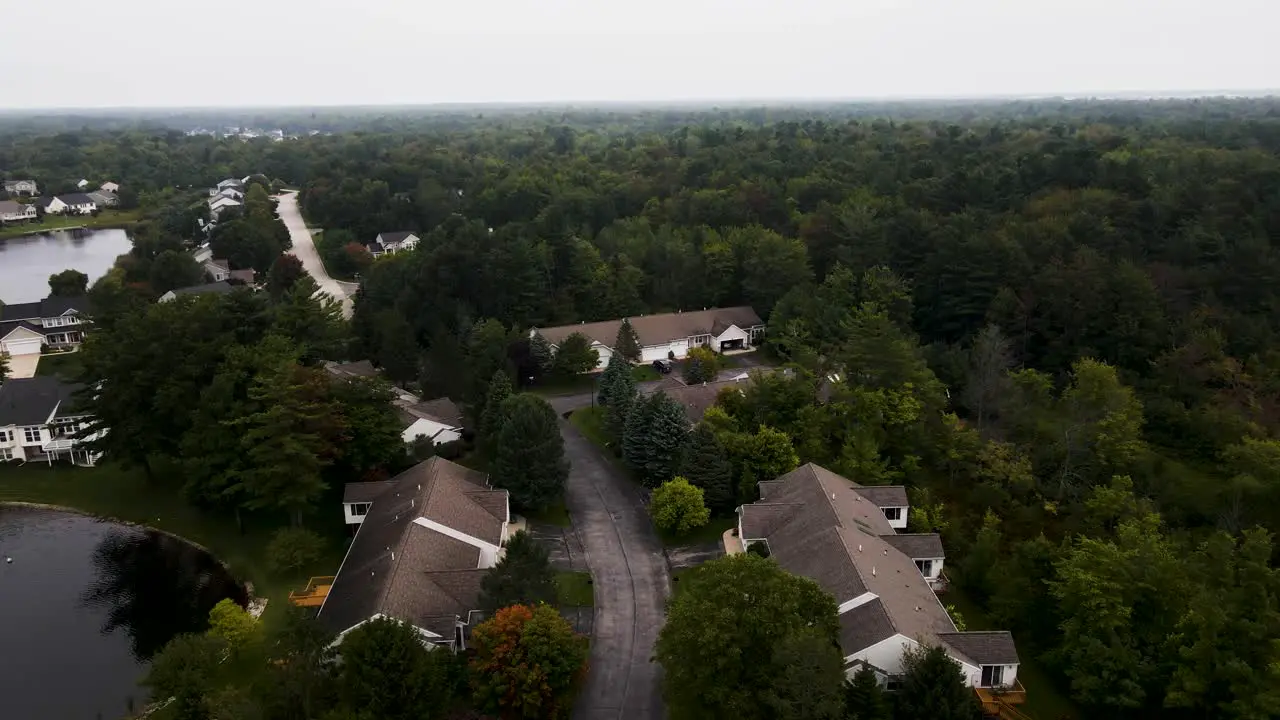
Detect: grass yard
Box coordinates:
(34, 351, 83, 379)
(0, 209, 142, 240)
(554, 571, 595, 607)
(658, 516, 735, 548)
(568, 406, 613, 451)
(530, 365, 660, 398)
(0, 462, 348, 614)
(943, 586, 1079, 720)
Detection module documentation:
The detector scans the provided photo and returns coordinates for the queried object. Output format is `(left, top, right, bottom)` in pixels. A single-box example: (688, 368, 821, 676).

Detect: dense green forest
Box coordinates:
(5, 99, 1280, 719)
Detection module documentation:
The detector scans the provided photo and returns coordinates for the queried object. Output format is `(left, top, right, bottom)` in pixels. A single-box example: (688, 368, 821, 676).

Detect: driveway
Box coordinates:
(561, 419, 668, 720)
(4, 354, 39, 379)
(273, 192, 353, 319)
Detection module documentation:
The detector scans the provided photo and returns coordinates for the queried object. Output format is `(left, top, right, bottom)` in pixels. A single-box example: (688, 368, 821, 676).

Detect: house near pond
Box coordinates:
(737, 463, 1023, 709)
(3, 179, 39, 196)
(532, 306, 765, 372)
(323, 361, 465, 452)
(0, 376, 100, 466)
(0, 296, 89, 358)
(316, 457, 512, 651)
(0, 200, 37, 224)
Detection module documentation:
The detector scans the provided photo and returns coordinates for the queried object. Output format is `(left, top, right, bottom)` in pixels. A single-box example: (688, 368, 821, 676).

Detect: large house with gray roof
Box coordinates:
(0, 377, 99, 466)
(533, 306, 765, 372)
(318, 457, 511, 650)
(0, 296, 89, 358)
(738, 463, 1020, 693)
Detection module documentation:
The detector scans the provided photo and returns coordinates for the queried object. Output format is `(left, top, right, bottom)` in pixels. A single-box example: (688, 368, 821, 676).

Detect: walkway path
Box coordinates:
(561, 419, 667, 720)
(273, 192, 353, 318)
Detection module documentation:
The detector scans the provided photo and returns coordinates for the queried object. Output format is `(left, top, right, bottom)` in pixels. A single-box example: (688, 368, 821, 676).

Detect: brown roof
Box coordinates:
(343, 480, 394, 504)
(851, 485, 909, 507)
(649, 378, 748, 424)
(739, 463, 993, 661)
(405, 397, 464, 427)
(882, 534, 945, 560)
(535, 306, 762, 349)
(229, 268, 256, 283)
(319, 457, 508, 637)
(936, 631, 1021, 666)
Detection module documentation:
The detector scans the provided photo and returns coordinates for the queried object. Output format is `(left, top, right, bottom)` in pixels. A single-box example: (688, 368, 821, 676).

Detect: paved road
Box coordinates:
(561, 419, 668, 720)
(273, 191, 354, 318)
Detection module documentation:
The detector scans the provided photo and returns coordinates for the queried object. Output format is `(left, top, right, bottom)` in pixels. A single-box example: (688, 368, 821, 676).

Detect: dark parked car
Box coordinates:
(652, 359, 672, 374)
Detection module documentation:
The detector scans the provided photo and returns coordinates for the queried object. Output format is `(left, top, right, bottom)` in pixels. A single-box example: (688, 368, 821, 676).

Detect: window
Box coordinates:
(0, 430, 10, 443)
(915, 559, 934, 577)
(351, 503, 370, 517)
(885, 677, 903, 692)
(883, 507, 902, 521)
(22, 427, 42, 444)
(0, 448, 11, 461)
(981, 665, 1005, 688)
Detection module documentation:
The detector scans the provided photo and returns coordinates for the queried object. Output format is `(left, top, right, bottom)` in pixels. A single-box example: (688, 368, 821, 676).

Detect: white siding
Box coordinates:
(1, 328, 44, 356)
(846, 634, 923, 680)
(714, 324, 750, 349)
(640, 340, 689, 363)
(883, 505, 908, 530)
(343, 502, 372, 525)
(590, 343, 613, 371)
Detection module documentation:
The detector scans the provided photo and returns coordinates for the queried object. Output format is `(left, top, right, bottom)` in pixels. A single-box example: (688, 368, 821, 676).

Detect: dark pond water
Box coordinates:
(0, 507, 247, 720)
(0, 228, 133, 304)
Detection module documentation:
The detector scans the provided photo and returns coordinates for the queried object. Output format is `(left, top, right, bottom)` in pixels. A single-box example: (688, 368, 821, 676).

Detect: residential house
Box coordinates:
(323, 360, 379, 380)
(57, 193, 98, 215)
(191, 244, 214, 265)
(208, 196, 242, 218)
(86, 191, 118, 208)
(99, 181, 119, 194)
(737, 463, 1020, 700)
(0, 200, 37, 224)
(532, 306, 765, 372)
(3, 179, 39, 196)
(0, 296, 89, 357)
(158, 281, 235, 302)
(399, 397, 465, 447)
(647, 375, 750, 425)
(204, 258, 231, 282)
(76, 179, 90, 190)
(210, 186, 244, 202)
(0, 376, 100, 466)
(320, 457, 511, 651)
(34, 196, 68, 215)
(367, 231, 420, 258)
(228, 268, 256, 285)
(215, 178, 244, 192)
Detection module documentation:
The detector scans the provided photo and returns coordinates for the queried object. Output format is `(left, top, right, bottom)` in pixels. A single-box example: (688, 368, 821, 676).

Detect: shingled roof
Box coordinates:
(319, 457, 508, 639)
(648, 377, 748, 424)
(534, 306, 762, 349)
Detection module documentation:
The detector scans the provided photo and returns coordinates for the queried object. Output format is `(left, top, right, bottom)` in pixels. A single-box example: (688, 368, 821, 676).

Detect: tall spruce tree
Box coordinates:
(599, 354, 638, 441)
(623, 392, 691, 487)
(597, 352, 628, 406)
(492, 394, 569, 510)
(679, 423, 736, 515)
(895, 645, 982, 720)
(845, 666, 891, 720)
(614, 318, 642, 362)
(478, 370, 513, 457)
(479, 530, 557, 611)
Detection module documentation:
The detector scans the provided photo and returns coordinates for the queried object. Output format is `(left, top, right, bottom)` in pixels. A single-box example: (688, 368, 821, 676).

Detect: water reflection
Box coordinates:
(83, 527, 249, 661)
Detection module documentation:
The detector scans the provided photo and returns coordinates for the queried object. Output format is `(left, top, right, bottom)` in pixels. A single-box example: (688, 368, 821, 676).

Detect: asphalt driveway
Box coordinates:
(273, 191, 354, 319)
(561, 419, 668, 720)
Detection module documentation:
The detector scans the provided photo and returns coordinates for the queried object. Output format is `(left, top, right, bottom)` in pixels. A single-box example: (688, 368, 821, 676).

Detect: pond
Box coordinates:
(0, 506, 247, 720)
(0, 228, 133, 304)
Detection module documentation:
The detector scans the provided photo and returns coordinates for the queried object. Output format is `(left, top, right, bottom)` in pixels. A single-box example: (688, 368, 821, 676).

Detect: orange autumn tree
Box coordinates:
(469, 604, 589, 719)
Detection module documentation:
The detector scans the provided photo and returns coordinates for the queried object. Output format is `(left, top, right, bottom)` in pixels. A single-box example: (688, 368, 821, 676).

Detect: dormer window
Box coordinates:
(883, 507, 902, 522)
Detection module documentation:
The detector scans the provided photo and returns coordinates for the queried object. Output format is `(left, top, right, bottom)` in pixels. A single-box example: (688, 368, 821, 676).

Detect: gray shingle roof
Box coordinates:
(324, 360, 379, 379)
(535, 306, 762, 349)
(649, 378, 747, 424)
(0, 296, 86, 322)
(58, 193, 96, 205)
(406, 397, 463, 426)
(343, 480, 394, 504)
(318, 457, 507, 637)
(0, 377, 77, 426)
(851, 485, 909, 507)
(881, 534, 945, 560)
(936, 631, 1021, 666)
(377, 231, 417, 244)
(840, 598, 897, 653)
(169, 281, 234, 297)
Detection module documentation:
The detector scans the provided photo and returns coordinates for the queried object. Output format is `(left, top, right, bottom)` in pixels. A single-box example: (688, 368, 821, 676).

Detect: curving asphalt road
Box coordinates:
(561, 419, 668, 720)
(273, 191, 354, 318)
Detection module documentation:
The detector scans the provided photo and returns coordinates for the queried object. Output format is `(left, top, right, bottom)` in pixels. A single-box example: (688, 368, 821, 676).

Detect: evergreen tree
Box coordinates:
(479, 530, 557, 611)
(597, 352, 628, 406)
(613, 318, 641, 362)
(622, 392, 690, 487)
(845, 666, 891, 720)
(598, 353, 638, 440)
(492, 394, 569, 510)
(679, 424, 736, 515)
(478, 370, 513, 458)
(895, 645, 981, 720)
(337, 617, 455, 720)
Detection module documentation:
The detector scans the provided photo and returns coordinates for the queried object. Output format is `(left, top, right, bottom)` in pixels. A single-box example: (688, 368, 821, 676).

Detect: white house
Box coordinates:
(76, 179, 90, 190)
(737, 464, 1018, 695)
(204, 258, 231, 282)
(398, 396, 464, 447)
(57, 193, 98, 215)
(216, 178, 243, 192)
(34, 196, 68, 215)
(0, 296, 89, 357)
(0, 376, 100, 466)
(367, 231, 420, 258)
(208, 196, 242, 217)
(533, 306, 765, 372)
(3, 179, 39, 196)
(321, 457, 511, 651)
(99, 181, 119, 194)
(0, 200, 37, 224)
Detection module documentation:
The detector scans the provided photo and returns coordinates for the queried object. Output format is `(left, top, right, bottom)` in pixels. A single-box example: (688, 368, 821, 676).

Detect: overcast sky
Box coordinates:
(4, 0, 1276, 108)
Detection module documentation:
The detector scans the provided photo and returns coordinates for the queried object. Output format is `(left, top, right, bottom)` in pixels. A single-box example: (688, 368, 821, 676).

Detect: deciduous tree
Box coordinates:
(469, 604, 589, 720)
(551, 332, 599, 376)
(649, 477, 710, 535)
(895, 645, 981, 720)
(682, 345, 721, 384)
(337, 617, 454, 720)
(266, 527, 327, 576)
(48, 268, 89, 296)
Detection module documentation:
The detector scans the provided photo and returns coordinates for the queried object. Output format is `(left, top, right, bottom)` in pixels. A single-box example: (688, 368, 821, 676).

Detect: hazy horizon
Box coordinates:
(4, 0, 1277, 109)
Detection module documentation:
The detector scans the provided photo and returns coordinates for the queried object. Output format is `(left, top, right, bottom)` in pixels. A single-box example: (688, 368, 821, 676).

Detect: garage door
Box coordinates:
(1, 337, 43, 356)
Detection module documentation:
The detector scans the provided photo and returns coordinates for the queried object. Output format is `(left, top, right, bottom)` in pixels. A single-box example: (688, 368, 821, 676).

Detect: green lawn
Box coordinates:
(631, 364, 661, 382)
(34, 351, 83, 379)
(554, 571, 595, 607)
(568, 406, 613, 451)
(659, 516, 735, 548)
(944, 586, 1079, 720)
(0, 463, 348, 613)
(530, 365, 659, 398)
(0, 209, 142, 240)
(523, 500, 572, 527)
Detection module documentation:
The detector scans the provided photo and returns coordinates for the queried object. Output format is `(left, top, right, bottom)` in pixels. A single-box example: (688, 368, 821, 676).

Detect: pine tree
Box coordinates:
(599, 354, 638, 441)
(895, 645, 982, 720)
(845, 666, 891, 720)
(614, 318, 641, 362)
(679, 424, 736, 515)
(623, 392, 691, 487)
(492, 394, 569, 510)
(622, 391, 657, 472)
(478, 370, 513, 458)
(597, 352, 628, 406)
(480, 530, 557, 611)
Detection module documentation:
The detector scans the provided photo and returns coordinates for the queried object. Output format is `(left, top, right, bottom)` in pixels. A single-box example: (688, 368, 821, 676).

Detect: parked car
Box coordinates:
(652, 359, 672, 374)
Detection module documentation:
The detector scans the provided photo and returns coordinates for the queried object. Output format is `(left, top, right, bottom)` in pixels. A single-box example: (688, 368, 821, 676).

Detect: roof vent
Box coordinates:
(858, 544, 862, 553)
(391, 551, 395, 561)
(915, 605, 922, 612)
(872, 566, 877, 576)
(831, 493, 836, 500)
(883, 549, 888, 555)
